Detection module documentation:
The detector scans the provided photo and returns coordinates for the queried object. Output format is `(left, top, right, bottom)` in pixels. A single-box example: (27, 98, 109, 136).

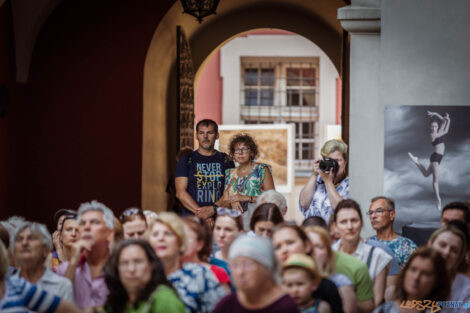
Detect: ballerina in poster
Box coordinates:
(408, 111, 451, 210)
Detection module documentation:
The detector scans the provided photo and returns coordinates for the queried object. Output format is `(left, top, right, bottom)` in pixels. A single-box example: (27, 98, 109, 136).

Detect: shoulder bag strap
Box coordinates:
(366, 246, 376, 268)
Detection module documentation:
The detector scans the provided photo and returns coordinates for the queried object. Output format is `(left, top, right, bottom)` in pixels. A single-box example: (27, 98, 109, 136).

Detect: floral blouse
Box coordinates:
(168, 262, 226, 313)
(224, 162, 271, 196)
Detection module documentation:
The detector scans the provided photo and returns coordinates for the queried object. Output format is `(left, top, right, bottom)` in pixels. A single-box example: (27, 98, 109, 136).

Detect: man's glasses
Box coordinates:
(366, 208, 393, 216)
(217, 207, 242, 218)
(234, 147, 250, 154)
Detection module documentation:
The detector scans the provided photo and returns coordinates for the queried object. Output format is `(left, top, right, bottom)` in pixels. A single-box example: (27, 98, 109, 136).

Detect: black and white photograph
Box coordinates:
(384, 105, 470, 233)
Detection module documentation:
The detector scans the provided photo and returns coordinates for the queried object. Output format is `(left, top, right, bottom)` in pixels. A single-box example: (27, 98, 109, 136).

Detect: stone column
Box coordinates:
(338, 0, 381, 236)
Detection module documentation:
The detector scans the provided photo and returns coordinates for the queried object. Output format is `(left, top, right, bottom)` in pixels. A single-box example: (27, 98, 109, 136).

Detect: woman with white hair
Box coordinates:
(0, 241, 80, 313)
(256, 190, 288, 216)
(11, 221, 74, 302)
(213, 235, 299, 313)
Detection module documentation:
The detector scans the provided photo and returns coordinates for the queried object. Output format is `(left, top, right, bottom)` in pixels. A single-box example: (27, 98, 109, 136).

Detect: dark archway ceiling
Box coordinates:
(6, 0, 349, 82)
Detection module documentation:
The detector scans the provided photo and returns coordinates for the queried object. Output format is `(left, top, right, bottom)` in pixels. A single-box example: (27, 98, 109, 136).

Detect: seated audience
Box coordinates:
(0, 224, 16, 275)
(256, 190, 288, 216)
(11, 221, 74, 302)
(367, 197, 417, 268)
(440, 201, 470, 228)
(52, 213, 79, 268)
(428, 224, 470, 313)
(272, 223, 344, 313)
(211, 207, 244, 266)
(0, 241, 81, 313)
(249, 203, 284, 238)
(119, 208, 147, 239)
(143, 210, 158, 225)
(52, 209, 76, 262)
(182, 216, 231, 292)
(1, 216, 26, 269)
(299, 139, 349, 224)
(103, 239, 185, 313)
(146, 212, 226, 313)
(302, 216, 328, 229)
(213, 235, 299, 313)
(282, 253, 331, 313)
(305, 226, 374, 313)
(332, 199, 392, 306)
(56, 200, 115, 308)
(373, 247, 450, 313)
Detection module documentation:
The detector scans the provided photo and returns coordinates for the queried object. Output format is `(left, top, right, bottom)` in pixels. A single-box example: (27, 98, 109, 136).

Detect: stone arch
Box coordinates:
(142, 0, 344, 211)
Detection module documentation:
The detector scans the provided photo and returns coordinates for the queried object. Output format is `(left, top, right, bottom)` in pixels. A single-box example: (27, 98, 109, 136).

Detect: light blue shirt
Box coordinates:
(301, 176, 349, 224)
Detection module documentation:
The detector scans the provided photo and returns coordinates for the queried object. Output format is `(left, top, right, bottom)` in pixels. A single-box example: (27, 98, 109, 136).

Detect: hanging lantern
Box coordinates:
(180, 0, 220, 23)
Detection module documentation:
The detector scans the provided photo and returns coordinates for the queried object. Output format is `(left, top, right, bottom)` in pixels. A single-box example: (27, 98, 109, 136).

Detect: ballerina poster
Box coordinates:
(384, 105, 470, 233)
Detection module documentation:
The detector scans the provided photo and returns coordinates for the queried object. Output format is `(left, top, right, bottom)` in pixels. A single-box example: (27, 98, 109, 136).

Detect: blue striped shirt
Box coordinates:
(0, 275, 60, 313)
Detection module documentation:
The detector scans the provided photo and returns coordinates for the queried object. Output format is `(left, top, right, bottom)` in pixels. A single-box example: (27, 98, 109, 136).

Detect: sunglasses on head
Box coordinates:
(60, 214, 78, 232)
(119, 208, 144, 222)
(217, 207, 242, 218)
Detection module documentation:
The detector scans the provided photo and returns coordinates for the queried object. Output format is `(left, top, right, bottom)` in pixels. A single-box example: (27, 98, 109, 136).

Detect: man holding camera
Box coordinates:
(299, 139, 349, 224)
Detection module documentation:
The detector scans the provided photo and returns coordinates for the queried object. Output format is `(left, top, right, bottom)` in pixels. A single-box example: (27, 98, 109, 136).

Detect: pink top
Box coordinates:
(56, 254, 109, 308)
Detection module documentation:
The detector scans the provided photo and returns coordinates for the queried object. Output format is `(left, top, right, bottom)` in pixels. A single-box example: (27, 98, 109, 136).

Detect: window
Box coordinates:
(242, 67, 274, 106)
(286, 68, 316, 107)
(295, 122, 315, 160)
(240, 57, 319, 175)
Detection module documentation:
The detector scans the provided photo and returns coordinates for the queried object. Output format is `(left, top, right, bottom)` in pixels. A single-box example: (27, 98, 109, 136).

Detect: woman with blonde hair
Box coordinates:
(299, 139, 349, 224)
(304, 226, 364, 313)
(272, 223, 343, 313)
(146, 212, 226, 313)
(428, 224, 470, 311)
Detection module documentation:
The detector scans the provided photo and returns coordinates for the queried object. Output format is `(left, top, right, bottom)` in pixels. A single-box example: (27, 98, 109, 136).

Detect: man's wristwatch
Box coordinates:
(212, 204, 218, 219)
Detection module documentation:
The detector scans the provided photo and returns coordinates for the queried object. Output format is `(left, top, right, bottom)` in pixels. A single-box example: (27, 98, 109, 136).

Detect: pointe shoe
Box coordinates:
(408, 152, 418, 163)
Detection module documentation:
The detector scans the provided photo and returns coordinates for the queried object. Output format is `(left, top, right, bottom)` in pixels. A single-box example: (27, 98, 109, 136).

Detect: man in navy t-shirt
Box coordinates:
(175, 119, 234, 220)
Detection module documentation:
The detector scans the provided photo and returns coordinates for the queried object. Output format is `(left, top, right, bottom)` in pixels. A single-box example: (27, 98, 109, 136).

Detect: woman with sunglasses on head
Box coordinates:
(373, 247, 450, 313)
(272, 223, 344, 313)
(146, 212, 226, 313)
(182, 216, 231, 292)
(120, 208, 148, 239)
(212, 207, 244, 266)
(428, 224, 470, 312)
(103, 239, 185, 313)
(217, 134, 275, 230)
(52, 213, 79, 268)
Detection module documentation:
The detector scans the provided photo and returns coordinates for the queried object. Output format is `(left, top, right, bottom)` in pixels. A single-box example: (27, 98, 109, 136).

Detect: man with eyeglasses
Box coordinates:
(367, 196, 417, 268)
(175, 119, 235, 223)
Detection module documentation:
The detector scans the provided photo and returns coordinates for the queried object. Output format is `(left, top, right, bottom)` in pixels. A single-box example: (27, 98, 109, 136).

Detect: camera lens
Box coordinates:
(319, 160, 329, 171)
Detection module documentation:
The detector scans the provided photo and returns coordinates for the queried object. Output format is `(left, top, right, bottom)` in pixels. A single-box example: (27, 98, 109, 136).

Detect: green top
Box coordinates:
(335, 251, 374, 302)
(225, 162, 271, 196)
(109, 285, 186, 313)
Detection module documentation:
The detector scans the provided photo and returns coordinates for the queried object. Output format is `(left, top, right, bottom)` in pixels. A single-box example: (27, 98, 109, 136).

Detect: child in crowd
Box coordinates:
(282, 253, 331, 313)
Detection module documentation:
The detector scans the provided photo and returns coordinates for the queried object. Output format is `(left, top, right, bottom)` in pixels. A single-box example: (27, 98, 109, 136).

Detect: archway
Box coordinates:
(142, 0, 346, 211)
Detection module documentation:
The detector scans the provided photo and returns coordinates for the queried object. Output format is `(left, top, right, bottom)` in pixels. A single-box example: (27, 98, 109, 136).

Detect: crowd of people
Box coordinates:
(0, 118, 469, 313)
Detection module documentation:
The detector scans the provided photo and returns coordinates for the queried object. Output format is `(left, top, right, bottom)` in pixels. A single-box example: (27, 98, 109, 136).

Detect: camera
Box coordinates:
(319, 158, 339, 174)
